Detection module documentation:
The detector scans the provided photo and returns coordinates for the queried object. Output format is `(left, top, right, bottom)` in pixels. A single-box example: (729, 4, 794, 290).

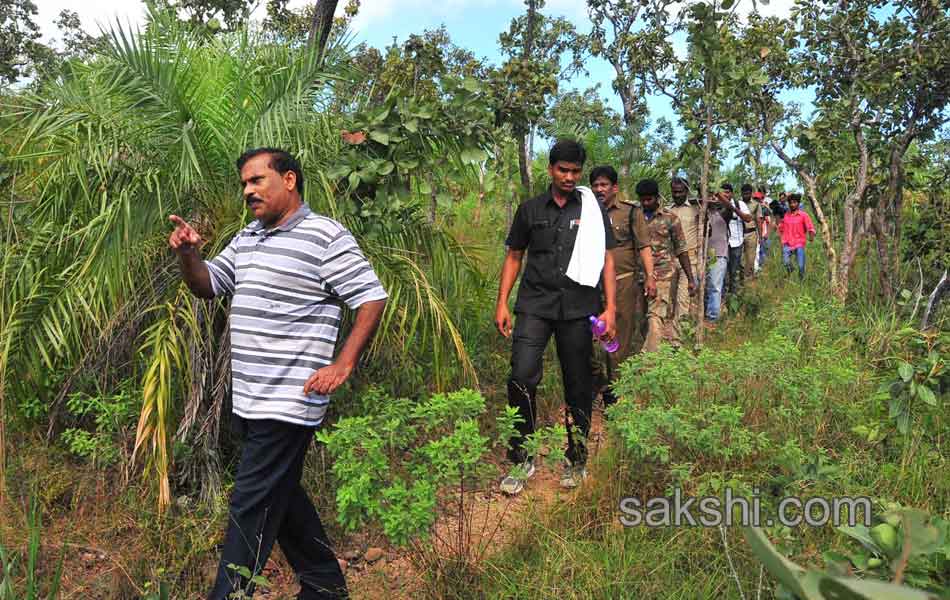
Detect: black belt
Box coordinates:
(744, 229, 756, 234)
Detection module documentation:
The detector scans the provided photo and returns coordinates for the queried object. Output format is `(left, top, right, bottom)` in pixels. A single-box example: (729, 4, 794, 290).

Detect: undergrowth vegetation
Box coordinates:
(474, 265, 948, 599)
(0, 2, 947, 599)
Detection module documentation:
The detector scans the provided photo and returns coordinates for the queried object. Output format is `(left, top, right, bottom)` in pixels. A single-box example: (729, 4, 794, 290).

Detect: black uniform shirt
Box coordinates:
(505, 187, 617, 320)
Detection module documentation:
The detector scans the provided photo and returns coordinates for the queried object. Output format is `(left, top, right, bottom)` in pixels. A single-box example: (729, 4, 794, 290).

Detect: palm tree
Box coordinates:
(1, 9, 481, 510)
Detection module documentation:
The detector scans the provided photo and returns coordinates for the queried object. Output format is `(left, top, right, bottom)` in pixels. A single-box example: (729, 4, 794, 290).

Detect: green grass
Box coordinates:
(469, 254, 948, 599)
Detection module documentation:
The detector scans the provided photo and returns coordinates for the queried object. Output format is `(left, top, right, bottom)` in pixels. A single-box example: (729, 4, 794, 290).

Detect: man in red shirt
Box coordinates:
(778, 193, 815, 278)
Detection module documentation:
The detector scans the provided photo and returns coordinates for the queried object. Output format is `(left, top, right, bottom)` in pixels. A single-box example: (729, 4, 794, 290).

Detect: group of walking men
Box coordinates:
(165, 141, 818, 598)
(494, 139, 816, 496)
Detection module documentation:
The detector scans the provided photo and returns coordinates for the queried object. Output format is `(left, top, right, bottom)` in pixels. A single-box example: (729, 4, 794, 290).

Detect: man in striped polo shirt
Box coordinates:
(169, 147, 387, 600)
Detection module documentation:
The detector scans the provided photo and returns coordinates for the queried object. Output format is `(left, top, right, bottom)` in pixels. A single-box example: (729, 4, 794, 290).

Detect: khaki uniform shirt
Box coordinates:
(605, 197, 650, 277)
(669, 200, 701, 256)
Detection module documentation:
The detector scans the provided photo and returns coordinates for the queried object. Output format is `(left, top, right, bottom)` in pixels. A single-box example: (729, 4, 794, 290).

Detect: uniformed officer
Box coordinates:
(494, 140, 618, 494)
(740, 183, 761, 281)
(589, 166, 655, 409)
(668, 177, 701, 346)
(638, 179, 696, 352)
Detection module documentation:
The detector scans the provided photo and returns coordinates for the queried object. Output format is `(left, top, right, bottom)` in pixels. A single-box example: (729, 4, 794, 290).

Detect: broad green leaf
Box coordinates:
(818, 575, 935, 599)
(419, 180, 432, 195)
(742, 528, 810, 598)
(898, 362, 913, 382)
(837, 525, 880, 554)
(902, 509, 943, 555)
(326, 164, 351, 179)
(378, 161, 395, 176)
(369, 130, 390, 145)
(916, 385, 937, 406)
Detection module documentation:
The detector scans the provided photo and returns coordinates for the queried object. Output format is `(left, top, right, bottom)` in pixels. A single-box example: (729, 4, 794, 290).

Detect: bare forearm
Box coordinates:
(496, 252, 523, 308)
(639, 246, 655, 280)
(177, 249, 214, 299)
(335, 299, 387, 369)
(677, 252, 693, 281)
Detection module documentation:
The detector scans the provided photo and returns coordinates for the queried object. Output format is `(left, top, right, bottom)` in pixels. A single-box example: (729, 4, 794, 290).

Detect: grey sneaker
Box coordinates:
(499, 459, 536, 495)
(560, 461, 588, 489)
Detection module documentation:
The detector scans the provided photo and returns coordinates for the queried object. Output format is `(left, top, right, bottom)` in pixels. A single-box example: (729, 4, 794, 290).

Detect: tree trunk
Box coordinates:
(871, 211, 893, 299)
(507, 184, 516, 231)
(518, 133, 532, 193)
(921, 269, 949, 330)
(518, 0, 537, 194)
(308, 0, 338, 56)
(801, 175, 838, 285)
(528, 125, 535, 165)
(694, 101, 713, 349)
(832, 116, 871, 301)
(875, 134, 913, 301)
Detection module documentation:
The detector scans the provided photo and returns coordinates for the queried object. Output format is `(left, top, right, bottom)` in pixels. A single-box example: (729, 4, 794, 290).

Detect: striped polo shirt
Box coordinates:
(205, 204, 387, 426)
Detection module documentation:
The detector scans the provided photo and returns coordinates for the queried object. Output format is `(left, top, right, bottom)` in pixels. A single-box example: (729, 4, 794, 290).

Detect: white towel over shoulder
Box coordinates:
(565, 185, 605, 288)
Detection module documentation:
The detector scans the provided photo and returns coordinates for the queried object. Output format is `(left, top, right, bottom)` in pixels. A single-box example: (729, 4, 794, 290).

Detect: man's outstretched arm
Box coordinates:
(168, 214, 214, 299)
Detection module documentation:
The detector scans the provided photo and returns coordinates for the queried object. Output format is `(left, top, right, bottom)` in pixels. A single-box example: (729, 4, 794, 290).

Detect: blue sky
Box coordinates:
(35, 0, 804, 186)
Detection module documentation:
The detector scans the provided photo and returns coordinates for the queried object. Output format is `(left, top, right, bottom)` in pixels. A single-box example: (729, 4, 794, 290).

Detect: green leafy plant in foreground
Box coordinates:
(745, 503, 949, 599)
(880, 329, 947, 436)
(316, 387, 563, 547)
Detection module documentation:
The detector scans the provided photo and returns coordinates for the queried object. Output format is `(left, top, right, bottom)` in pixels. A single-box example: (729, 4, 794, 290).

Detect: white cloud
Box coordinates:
(35, 0, 147, 43)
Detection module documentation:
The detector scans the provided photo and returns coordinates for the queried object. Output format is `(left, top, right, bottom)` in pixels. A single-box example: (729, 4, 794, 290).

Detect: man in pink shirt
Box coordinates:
(779, 193, 815, 278)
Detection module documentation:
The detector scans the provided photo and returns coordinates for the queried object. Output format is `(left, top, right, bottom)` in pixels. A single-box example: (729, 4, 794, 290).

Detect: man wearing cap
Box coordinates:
(668, 177, 701, 344)
(637, 179, 695, 352)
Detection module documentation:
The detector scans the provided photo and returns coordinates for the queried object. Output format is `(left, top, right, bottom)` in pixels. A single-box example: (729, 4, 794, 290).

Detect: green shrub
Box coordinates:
(316, 387, 564, 547)
(59, 379, 139, 467)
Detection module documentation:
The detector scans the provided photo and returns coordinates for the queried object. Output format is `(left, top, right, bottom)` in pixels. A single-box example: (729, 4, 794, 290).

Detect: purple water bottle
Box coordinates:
(589, 315, 619, 353)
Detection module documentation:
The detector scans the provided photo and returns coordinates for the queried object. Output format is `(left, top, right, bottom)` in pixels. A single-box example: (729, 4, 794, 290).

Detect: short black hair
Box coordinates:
(236, 147, 304, 195)
(671, 177, 689, 190)
(741, 183, 753, 193)
(788, 193, 802, 203)
(549, 139, 586, 166)
(589, 165, 618, 185)
(721, 182, 733, 191)
(636, 179, 660, 197)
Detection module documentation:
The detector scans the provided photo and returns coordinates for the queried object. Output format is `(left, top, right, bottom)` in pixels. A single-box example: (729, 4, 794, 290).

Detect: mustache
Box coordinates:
(246, 195, 263, 205)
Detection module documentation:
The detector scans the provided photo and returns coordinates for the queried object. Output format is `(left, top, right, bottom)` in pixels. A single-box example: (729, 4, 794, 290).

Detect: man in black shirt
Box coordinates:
(494, 139, 617, 494)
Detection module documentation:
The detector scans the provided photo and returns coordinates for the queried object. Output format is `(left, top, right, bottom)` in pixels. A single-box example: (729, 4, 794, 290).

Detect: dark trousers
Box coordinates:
(209, 417, 348, 600)
(726, 244, 743, 296)
(507, 313, 593, 466)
